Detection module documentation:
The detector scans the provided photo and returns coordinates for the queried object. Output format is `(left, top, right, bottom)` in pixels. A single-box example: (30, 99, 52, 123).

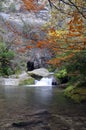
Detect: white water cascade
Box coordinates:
(35, 77, 53, 86)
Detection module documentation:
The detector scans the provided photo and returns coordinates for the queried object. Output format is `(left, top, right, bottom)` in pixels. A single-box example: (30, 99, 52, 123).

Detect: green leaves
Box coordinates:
(0, 42, 15, 59)
(0, 42, 15, 76)
(55, 69, 67, 79)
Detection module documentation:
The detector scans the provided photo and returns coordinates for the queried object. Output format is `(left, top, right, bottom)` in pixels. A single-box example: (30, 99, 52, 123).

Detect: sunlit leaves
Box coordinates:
(48, 30, 67, 38)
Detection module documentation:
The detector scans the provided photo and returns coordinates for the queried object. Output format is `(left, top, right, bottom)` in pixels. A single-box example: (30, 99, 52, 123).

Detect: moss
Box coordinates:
(15, 70, 22, 78)
(64, 85, 86, 103)
(19, 78, 35, 85)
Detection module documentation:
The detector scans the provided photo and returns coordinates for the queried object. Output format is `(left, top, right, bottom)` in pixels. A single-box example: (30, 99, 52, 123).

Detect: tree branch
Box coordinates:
(48, 0, 86, 19)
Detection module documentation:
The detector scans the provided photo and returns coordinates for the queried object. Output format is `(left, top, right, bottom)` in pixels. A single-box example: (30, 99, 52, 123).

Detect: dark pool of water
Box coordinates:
(0, 85, 86, 130)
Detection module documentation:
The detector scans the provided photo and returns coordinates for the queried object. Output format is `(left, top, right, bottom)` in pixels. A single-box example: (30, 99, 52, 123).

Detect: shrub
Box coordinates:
(65, 51, 86, 84)
(55, 69, 67, 79)
(0, 42, 15, 76)
(54, 69, 68, 84)
(64, 85, 86, 103)
(19, 78, 35, 85)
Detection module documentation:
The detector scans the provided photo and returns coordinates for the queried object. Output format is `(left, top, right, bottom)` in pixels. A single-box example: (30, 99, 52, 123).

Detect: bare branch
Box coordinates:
(48, 0, 86, 19)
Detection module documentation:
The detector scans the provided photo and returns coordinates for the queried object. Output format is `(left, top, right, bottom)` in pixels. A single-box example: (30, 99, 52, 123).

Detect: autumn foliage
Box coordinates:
(21, 0, 47, 12)
(2, 0, 86, 67)
(42, 11, 86, 66)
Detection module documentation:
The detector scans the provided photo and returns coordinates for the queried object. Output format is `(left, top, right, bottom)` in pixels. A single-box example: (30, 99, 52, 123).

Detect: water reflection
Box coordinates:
(0, 85, 86, 126)
(0, 85, 53, 109)
(33, 86, 53, 105)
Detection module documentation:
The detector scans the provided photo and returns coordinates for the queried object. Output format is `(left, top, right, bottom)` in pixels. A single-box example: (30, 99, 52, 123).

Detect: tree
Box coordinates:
(0, 42, 15, 76)
(22, 0, 86, 18)
(1, 0, 86, 68)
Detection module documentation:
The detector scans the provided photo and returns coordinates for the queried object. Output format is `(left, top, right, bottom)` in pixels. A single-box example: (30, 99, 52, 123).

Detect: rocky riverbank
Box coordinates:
(0, 68, 57, 86)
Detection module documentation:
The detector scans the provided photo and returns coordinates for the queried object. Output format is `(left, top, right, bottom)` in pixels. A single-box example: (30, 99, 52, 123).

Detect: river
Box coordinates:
(0, 85, 86, 130)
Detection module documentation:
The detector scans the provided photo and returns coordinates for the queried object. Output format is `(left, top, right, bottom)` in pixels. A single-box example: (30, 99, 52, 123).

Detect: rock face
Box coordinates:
(0, 0, 51, 70)
(27, 48, 51, 69)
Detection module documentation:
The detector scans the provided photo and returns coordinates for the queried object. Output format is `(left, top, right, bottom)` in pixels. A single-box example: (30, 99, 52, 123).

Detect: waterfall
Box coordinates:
(35, 77, 53, 86)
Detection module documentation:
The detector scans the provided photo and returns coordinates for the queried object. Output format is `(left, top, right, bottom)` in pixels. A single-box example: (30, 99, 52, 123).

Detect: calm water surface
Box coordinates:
(0, 85, 86, 130)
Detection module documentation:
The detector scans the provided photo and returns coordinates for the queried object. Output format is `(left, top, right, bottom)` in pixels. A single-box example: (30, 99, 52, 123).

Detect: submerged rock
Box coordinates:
(12, 120, 43, 128)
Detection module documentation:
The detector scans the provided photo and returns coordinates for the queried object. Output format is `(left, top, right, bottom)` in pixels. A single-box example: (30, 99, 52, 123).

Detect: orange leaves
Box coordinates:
(48, 52, 75, 66)
(45, 10, 85, 66)
(68, 11, 84, 38)
(26, 45, 33, 49)
(47, 58, 61, 66)
(68, 32, 81, 37)
(17, 45, 33, 53)
(21, 0, 37, 11)
(37, 40, 47, 48)
(17, 46, 32, 52)
(22, 0, 47, 12)
(68, 45, 75, 49)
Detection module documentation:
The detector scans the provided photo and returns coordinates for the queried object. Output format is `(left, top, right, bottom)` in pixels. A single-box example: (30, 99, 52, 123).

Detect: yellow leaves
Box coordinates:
(48, 30, 67, 38)
(46, 10, 85, 66)
(75, 0, 83, 6)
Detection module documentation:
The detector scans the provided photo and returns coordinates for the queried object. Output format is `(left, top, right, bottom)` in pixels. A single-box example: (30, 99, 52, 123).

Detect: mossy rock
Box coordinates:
(64, 85, 86, 103)
(19, 78, 35, 85)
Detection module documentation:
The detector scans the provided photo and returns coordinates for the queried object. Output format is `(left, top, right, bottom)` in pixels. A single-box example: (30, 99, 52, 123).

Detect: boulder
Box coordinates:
(52, 77, 58, 85)
(28, 68, 50, 78)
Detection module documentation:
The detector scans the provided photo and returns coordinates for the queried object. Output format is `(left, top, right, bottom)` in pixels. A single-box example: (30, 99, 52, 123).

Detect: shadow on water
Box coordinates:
(0, 85, 86, 130)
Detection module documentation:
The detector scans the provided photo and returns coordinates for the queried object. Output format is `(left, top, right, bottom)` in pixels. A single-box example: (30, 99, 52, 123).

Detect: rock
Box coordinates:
(27, 48, 52, 69)
(12, 120, 43, 128)
(0, 71, 32, 86)
(0, 78, 19, 86)
(0, 12, 52, 70)
(29, 110, 51, 116)
(0, 1, 52, 71)
(28, 68, 50, 77)
(12, 110, 50, 128)
(59, 83, 68, 89)
(60, 76, 69, 84)
(27, 61, 34, 71)
(52, 77, 58, 86)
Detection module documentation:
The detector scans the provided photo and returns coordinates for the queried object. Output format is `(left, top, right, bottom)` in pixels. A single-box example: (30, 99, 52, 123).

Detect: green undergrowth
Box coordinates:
(19, 78, 35, 85)
(64, 83, 86, 103)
